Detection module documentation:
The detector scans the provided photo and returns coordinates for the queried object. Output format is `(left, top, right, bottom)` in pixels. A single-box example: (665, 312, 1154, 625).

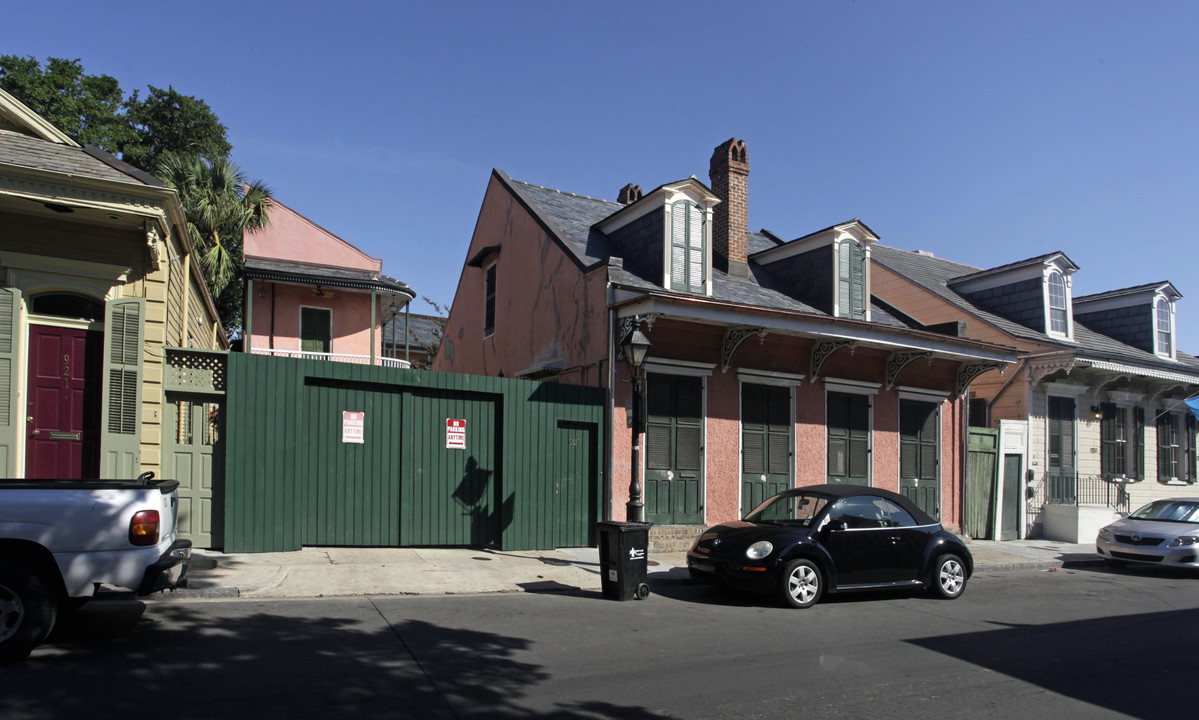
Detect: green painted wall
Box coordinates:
(224, 353, 603, 552)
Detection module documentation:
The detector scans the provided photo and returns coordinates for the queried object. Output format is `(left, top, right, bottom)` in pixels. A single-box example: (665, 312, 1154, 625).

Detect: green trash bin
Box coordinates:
(596, 521, 652, 600)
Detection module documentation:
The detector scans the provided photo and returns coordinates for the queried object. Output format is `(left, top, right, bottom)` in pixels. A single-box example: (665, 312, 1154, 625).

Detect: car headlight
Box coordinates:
(1097, 527, 1112, 541)
(1167, 536, 1199, 547)
(745, 541, 773, 560)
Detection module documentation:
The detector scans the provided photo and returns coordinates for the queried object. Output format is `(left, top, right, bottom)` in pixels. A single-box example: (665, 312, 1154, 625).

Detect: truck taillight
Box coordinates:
(130, 510, 161, 546)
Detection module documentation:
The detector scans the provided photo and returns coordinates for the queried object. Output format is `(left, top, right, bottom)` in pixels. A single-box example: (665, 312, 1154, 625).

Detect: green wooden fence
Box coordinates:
(223, 353, 603, 552)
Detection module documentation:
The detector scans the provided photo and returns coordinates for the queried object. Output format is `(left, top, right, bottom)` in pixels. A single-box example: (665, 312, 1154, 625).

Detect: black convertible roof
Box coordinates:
(780, 484, 937, 526)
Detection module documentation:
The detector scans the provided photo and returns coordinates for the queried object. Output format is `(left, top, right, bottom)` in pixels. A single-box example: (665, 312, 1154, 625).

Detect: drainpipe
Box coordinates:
(244, 277, 252, 353)
(606, 300, 616, 523)
(405, 304, 411, 365)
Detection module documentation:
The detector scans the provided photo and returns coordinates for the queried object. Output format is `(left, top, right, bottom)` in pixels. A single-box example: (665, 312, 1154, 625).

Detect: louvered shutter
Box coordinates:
(849, 241, 866, 319)
(828, 392, 869, 484)
(1188, 414, 1197, 483)
(100, 297, 144, 478)
(1158, 415, 1175, 480)
(837, 243, 851, 317)
(687, 202, 705, 293)
(1100, 403, 1118, 478)
(742, 385, 766, 473)
(1133, 407, 1145, 480)
(0, 287, 19, 476)
(670, 201, 688, 291)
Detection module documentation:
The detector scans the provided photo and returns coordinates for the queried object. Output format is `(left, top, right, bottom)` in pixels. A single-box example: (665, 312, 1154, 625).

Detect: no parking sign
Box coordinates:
(446, 418, 466, 449)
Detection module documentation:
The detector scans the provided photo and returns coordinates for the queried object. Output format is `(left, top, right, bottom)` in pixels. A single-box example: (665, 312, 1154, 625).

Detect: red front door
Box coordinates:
(25, 324, 103, 479)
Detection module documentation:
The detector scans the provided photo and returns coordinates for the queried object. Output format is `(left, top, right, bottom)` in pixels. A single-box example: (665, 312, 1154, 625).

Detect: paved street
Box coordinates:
(5, 563, 1196, 720)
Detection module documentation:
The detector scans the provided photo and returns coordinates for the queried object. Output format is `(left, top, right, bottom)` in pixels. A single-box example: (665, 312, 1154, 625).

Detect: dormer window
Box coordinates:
(1156, 297, 1174, 358)
(670, 199, 706, 293)
(1048, 271, 1069, 334)
(837, 239, 867, 320)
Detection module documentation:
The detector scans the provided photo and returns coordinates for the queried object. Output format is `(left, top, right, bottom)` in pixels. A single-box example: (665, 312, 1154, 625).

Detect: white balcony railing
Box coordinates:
(251, 348, 411, 369)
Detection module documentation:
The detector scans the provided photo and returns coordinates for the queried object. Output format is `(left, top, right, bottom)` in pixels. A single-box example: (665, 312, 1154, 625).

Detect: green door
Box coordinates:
(741, 383, 792, 517)
(827, 391, 870, 485)
(645, 373, 703, 524)
(165, 395, 222, 548)
(899, 400, 939, 519)
(1000, 454, 1022, 540)
(554, 421, 599, 547)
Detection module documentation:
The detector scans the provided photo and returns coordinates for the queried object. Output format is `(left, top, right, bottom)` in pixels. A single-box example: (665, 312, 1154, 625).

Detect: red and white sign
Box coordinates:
(342, 411, 365, 444)
(446, 418, 466, 449)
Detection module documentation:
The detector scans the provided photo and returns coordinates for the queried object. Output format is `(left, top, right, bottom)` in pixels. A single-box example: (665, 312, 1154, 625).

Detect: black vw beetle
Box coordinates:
(687, 484, 972, 608)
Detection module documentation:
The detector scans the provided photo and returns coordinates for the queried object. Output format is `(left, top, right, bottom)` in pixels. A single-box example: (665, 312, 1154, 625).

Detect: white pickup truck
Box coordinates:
(0, 472, 191, 662)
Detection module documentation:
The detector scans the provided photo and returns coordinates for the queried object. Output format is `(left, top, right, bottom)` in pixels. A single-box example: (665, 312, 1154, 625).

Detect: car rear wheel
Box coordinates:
(779, 559, 822, 608)
(930, 554, 967, 600)
(0, 564, 58, 664)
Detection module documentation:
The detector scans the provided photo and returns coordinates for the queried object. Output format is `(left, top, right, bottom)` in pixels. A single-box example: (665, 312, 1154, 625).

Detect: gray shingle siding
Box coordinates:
(608, 207, 664, 286)
(758, 245, 834, 315)
(959, 277, 1045, 333)
(1076, 304, 1154, 353)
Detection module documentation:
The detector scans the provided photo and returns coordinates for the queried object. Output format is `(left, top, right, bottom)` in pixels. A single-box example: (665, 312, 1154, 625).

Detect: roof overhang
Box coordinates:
(610, 287, 1017, 364)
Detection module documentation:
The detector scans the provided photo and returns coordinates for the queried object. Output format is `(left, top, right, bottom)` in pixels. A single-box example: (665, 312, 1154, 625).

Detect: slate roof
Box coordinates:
(383, 313, 443, 348)
(244, 256, 413, 296)
(502, 171, 911, 331)
(0, 129, 154, 185)
(871, 245, 1199, 375)
(1075, 281, 1177, 303)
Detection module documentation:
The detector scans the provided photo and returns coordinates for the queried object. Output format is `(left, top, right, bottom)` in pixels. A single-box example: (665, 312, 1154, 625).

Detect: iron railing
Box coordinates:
(1044, 473, 1133, 513)
(250, 348, 410, 369)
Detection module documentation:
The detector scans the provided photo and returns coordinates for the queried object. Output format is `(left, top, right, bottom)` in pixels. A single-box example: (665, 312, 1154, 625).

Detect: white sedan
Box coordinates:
(1097, 498, 1199, 569)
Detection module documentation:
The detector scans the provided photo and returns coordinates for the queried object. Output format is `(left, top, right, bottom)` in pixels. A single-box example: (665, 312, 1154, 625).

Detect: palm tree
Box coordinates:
(157, 152, 272, 297)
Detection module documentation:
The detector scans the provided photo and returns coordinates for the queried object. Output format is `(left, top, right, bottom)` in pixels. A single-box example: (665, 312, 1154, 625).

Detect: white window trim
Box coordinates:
(897, 386, 949, 403)
(737, 368, 805, 387)
(823, 377, 881, 395)
(644, 358, 715, 377)
(1154, 295, 1176, 360)
(661, 193, 714, 297)
(1044, 268, 1074, 341)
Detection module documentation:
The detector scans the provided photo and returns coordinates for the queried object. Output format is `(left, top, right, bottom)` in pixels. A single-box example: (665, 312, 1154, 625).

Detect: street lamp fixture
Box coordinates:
(622, 328, 652, 522)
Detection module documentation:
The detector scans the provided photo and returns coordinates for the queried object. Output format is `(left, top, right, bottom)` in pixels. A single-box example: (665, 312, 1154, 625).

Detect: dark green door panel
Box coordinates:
(741, 383, 792, 517)
(645, 373, 703, 524)
(899, 400, 940, 519)
(827, 392, 870, 486)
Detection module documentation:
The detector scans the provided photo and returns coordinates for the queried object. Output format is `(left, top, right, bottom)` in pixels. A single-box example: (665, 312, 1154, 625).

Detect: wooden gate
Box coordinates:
(163, 348, 227, 548)
(222, 353, 603, 552)
(965, 427, 999, 539)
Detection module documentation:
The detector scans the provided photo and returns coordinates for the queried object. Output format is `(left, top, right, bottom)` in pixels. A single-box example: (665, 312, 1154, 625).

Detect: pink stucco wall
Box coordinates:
(435, 175, 608, 380)
(245, 199, 381, 271)
(249, 282, 394, 357)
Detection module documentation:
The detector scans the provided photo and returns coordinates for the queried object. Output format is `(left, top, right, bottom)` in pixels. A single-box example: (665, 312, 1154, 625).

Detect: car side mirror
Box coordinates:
(832, 520, 848, 532)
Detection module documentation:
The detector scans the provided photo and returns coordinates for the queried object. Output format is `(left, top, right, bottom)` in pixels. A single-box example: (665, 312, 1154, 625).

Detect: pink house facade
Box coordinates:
(436, 139, 1017, 547)
(243, 199, 415, 367)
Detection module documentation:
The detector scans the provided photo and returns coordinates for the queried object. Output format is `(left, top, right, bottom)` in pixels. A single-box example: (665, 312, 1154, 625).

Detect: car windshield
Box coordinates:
(1128, 500, 1199, 523)
(745, 493, 830, 526)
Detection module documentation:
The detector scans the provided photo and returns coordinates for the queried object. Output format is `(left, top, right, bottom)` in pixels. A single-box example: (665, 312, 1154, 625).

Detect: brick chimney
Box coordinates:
(617, 183, 643, 205)
(709, 138, 750, 278)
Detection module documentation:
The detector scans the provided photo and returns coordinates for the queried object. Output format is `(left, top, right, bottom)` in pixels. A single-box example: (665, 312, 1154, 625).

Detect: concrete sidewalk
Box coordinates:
(156, 538, 1101, 601)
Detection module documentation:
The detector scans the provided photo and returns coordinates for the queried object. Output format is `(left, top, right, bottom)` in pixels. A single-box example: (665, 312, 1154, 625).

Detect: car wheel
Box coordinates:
(930, 554, 967, 600)
(0, 564, 58, 664)
(779, 559, 823, 609)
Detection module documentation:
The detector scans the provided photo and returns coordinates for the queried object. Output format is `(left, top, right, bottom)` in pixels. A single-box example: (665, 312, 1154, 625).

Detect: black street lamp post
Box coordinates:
(622, 328, 652, 523)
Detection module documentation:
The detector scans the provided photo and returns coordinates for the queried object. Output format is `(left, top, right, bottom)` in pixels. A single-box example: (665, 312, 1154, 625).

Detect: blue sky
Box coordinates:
(6, 1, 1197, 353)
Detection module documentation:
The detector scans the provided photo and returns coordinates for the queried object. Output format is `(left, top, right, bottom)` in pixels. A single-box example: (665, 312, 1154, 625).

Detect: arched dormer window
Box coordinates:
(837, 239, 867, 320)
(1047, 271, 1069, 336)
(30, 292, 104, 322)
(1156, 297, 1173, 357)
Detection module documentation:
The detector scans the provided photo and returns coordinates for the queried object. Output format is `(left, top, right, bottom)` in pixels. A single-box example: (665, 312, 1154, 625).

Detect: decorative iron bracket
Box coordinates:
(811, 341, 858, 380)
(956, 362, 1007, 396)
(885, 351, 933, 389)
(1027, 358, 1076, 384)
(721, 327, 768, 372)
(615, 313, 662, 362)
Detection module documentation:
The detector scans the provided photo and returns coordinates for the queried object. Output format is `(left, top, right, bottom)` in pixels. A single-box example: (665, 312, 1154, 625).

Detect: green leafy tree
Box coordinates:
(122, 85, 232, 172)
(0, 55, 136, 152)
(156, 152, 272, 334)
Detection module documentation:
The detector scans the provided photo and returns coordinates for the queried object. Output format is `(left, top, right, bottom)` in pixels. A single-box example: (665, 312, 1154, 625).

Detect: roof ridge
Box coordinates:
(511, 178, 619, 206)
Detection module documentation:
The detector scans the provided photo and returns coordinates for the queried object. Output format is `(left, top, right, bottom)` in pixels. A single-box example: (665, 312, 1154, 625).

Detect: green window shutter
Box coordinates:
(1048, 396, 1075, 476)
(1133, 406, 1144, 480)
(1100, 403, 1117, 478)
(0, 286, 20, 476)
(100, 297, 145, 478)
(1187, 414, 1197, 482)
(828, 392, 870, 484)
(670, 200, 705, 293)
(849, 241, 866, 319)
(1158, 415, 1176, 480)
(300, 307, 331, 353)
